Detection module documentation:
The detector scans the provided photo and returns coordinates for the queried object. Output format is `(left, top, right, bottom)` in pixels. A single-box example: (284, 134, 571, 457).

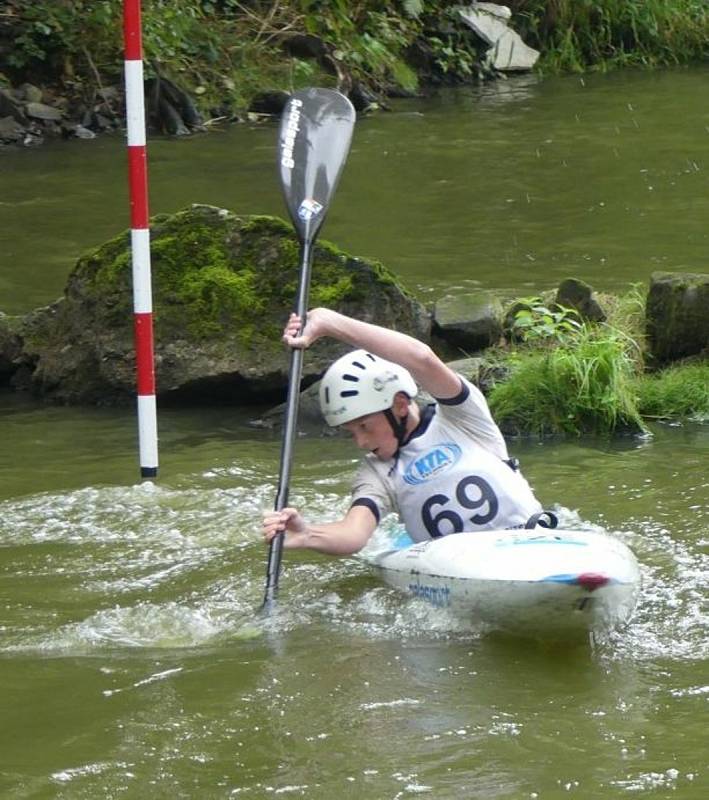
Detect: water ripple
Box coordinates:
(0, 481, 706, 661)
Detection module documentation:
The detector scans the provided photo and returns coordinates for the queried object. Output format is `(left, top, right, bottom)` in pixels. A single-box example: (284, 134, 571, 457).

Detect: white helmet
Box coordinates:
(319, 349, 418, 427)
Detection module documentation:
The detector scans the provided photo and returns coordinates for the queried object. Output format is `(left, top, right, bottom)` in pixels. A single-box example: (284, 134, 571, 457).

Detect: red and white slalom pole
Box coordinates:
(123, 0, 158, 478)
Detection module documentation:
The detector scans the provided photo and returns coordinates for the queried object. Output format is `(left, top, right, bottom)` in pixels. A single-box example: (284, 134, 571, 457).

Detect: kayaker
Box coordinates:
(262, 307, 551, 554)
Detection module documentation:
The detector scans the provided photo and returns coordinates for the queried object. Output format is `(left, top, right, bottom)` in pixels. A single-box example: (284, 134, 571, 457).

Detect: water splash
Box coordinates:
(0, 478, 706, 660)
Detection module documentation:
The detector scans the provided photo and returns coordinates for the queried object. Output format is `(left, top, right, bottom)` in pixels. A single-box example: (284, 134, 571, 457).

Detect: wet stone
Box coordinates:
(0, 116, 26, 142)
(25, 102, 63, 122)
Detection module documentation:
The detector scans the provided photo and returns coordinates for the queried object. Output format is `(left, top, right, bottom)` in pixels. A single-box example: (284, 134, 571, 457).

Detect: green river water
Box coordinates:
(1, 69, 707, 798)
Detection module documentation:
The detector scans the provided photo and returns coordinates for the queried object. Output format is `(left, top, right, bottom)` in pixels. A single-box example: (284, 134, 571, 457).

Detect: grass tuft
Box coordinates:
(512, 0, 709, 72)
(489, 321, 647, 436)
(634, 362, 709, 420)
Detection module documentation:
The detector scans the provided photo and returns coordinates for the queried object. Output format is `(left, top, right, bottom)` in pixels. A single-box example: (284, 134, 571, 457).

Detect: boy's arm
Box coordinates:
(283, 308, 463, 401)
(262, 503, 378, 556)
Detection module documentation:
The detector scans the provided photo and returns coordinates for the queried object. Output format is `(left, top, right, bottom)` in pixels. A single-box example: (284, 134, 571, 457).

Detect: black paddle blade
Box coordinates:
(277, 87, 356, 245)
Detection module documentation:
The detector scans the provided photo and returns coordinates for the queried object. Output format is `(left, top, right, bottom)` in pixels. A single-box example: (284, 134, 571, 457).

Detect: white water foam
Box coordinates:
(1, 481, 706, 658)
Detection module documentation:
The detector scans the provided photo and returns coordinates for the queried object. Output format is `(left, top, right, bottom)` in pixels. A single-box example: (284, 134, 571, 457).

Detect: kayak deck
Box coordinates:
(366, 528, 641, 637)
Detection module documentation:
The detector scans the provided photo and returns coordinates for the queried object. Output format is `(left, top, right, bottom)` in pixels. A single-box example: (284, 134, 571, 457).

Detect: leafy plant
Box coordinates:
(402, 0, 425, 19)
(4, 1, 121, 79)
(300, 2, 421, 92)
(510, 297, 582, 344)
(418, 5, 488, 82)
(428, 36, 475, 78)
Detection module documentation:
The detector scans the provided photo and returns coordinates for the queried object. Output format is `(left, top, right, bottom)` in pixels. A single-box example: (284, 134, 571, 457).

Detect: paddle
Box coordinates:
(262, 88, 356, 610)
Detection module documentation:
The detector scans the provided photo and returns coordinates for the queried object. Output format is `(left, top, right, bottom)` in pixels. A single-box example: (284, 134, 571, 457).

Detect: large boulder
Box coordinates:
(0, 313, 24, 382)
(22, 205, 430, 404)
(646, 271, 709, 364)
(432, 291, 503, 352)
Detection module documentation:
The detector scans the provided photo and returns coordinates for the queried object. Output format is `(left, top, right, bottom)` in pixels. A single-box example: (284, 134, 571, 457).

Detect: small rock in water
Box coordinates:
(22, 131, 43, 147)
(72, 124, 96, 140)
(0, 115, 25, 142)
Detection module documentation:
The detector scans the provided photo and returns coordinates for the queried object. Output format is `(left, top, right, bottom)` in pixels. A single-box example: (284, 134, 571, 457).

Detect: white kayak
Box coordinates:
(366, 528, 641, 638)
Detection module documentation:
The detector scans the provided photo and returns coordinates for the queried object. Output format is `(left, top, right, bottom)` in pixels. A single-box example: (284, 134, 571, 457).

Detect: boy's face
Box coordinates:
(343, 411, 398, 461)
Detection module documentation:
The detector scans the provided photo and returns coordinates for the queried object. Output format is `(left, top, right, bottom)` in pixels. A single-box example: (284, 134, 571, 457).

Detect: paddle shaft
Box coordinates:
(263, 238, 313, 607)
(260, 87, 355, 610)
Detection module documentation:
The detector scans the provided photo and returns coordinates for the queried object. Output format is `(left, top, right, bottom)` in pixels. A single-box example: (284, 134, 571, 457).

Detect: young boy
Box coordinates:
(262, 307, 547, 554)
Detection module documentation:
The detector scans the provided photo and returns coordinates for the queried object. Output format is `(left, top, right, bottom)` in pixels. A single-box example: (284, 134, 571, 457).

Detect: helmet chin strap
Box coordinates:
(384, 407, 409, 450)
(384, 406, 409, 477)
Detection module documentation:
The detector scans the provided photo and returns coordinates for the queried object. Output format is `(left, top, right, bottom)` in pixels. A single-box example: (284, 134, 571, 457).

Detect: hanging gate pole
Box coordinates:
(123, 0, 158, 478)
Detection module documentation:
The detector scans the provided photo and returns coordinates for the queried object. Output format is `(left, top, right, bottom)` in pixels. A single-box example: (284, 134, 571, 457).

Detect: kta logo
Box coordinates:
(403, 443, 461, 485)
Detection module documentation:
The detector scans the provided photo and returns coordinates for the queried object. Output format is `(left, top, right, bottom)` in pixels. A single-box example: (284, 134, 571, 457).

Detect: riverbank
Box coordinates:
(1, 1, 707, 148)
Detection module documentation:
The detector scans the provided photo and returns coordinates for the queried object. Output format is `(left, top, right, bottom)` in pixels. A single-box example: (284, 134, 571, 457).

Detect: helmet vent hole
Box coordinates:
(366, 353, 376, 361)
(351, 361, 366, 370)
(324, 387, 330, 403)
(340, 390, 359, 398)
(342, 373, 359, 382)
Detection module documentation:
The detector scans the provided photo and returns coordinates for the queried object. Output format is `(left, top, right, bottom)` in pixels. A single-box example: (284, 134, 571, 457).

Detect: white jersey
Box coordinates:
(351, 378, 542, 542)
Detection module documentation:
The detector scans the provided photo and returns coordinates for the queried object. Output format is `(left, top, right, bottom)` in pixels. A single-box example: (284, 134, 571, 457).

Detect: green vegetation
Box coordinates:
(634, 362, 709, 420)
(507, 296, 582, 343)
(513, 0, 709, 72)
(71, 206, 408, 349)
(2, 1, 705, 118)
(489, 278, 707, 436)
(1, 0, 290, 111)
(0, 0, 427, 113)
(489, 320, 646, 436)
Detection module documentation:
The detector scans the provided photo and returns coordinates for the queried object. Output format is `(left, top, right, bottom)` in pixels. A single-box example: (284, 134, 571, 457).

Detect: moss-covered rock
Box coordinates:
(24, 204, 430, 404)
